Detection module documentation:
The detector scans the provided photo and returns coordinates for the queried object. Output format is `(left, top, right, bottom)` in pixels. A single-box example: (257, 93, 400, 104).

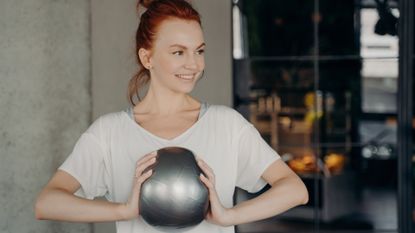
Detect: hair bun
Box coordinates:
(138, 0, 154, 9)
(138, 0, 192, 10)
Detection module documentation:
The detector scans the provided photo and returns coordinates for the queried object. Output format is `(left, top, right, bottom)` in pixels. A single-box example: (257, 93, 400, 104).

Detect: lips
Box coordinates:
(175, 74, 196, 81)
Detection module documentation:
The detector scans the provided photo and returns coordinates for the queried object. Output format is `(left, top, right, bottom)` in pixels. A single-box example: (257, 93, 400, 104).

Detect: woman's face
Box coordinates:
(146, 18, 205, 94)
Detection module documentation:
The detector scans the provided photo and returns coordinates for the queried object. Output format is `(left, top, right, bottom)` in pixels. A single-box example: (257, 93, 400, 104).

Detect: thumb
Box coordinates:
(200, 173, 221, 206)
(133, 170, 153, 206)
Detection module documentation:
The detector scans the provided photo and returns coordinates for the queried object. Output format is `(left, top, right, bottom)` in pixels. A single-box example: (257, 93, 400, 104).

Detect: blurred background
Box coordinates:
(0, 0, 413, 233)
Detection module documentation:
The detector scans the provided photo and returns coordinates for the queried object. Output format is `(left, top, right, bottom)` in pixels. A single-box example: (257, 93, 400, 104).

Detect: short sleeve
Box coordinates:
(59, 132, 108, 199)
(236, 124, 281, 193)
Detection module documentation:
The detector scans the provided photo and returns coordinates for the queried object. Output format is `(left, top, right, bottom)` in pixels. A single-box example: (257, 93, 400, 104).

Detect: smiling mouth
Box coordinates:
(175, 74, 196, 81)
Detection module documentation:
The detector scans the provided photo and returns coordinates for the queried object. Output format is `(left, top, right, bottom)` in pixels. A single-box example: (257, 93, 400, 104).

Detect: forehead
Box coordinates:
(153, 18, 204, 48)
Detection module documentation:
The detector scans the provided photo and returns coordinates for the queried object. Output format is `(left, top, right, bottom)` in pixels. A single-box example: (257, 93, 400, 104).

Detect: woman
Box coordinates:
(35, 0, 308, 232)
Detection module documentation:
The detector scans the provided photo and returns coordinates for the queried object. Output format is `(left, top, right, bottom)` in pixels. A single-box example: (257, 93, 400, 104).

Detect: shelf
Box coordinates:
(234, 55, 398, 62)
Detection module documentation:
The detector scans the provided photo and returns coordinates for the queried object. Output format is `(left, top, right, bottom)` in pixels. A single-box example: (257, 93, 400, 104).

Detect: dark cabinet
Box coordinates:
(232, 0, 409, 232)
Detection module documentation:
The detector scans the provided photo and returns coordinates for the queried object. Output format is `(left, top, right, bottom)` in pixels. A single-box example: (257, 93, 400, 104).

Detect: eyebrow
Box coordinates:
(169, 43, 206, 50)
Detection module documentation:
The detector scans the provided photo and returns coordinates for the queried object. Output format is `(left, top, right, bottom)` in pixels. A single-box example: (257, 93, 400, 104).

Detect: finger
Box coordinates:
(136, 151, 157, 166)
(197, 159, 214, 174)
(199, 173, 215, 189)
(197, 160, 215, 182)
(198, 164, 214, 182)
(131, 169, 153, 204)
(136, 169, 153, 185)
(133, 169, 153, 195)
(136, 157, 157, 177)
(200, 174, 221, 208)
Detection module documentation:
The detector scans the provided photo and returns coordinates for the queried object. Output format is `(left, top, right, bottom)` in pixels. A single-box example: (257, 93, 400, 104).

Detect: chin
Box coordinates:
(178, 87, 196, 94)
(172, 80, 198, 94)
(172, 84, 196, 94)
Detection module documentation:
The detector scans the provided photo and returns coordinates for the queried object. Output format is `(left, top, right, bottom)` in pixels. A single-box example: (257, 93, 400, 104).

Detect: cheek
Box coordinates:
(158, 56, 181, 73)
(198, 57, 205, 70)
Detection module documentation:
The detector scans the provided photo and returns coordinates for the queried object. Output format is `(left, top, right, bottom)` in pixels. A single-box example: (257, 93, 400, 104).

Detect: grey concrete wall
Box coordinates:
(192, 0, 233, 107)
(91, 0, 138, 119)
(0, 1, 92, 233)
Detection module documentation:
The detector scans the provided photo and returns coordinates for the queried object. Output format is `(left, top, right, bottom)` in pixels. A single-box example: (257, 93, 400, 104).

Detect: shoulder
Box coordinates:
(84, 110, 127, 138)
(207, 104, 240, 116)
(95, 111, 126, 125)
(207, 104, 251, 128)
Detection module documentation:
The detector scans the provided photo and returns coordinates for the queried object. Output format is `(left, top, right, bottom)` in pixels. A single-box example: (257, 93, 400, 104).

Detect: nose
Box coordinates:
(184, 54, 199, 70)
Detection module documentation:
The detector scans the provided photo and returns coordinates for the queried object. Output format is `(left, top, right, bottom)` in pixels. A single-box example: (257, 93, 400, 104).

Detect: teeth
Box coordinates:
(176, 74, 194, 80)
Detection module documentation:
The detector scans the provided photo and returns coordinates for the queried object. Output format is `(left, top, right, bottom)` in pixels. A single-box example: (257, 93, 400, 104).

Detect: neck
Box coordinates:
(136, 84, 199, 115)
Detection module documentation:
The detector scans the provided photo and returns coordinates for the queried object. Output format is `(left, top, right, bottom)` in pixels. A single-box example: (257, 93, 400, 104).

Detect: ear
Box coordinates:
(138, 48, 152, 69)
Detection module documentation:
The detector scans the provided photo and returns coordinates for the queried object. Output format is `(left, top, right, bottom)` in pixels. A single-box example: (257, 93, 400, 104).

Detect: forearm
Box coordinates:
(230, 176, 308, 225)
(35, 188, 128, 222)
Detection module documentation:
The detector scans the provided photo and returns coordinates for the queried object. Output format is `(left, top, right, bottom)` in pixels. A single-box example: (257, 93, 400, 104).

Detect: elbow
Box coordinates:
(298, 182, 309, 205)
(34, 198, 44, 220)
(300, 188, 309, 205)
(34, 194, 48, 220)
(286, 176, 308, 206)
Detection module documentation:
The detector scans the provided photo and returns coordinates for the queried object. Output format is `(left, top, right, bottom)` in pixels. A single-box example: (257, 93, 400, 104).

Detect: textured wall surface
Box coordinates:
(192, 0, 232, 107)
(91, 0, 138, 119)
(0, 1, 92, 233)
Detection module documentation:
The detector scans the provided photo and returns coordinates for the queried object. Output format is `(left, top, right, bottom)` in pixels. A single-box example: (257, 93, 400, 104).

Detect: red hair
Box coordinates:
(127, 0, 202, 106)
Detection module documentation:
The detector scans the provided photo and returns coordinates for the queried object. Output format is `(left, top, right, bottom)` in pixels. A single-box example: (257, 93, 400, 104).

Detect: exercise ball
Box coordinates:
(139, 147, 209, 232)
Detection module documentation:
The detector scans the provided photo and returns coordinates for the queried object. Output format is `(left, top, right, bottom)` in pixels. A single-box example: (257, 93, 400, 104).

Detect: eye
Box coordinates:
(196, 49, 205, 55)
(172, 51, 184, 56)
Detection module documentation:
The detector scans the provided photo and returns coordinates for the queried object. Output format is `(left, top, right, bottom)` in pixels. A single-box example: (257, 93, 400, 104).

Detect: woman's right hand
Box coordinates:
(120, 151, 157, 220)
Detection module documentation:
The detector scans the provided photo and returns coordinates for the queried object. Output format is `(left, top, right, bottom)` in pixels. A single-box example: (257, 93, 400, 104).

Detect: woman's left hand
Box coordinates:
(197, 158, 235, 227)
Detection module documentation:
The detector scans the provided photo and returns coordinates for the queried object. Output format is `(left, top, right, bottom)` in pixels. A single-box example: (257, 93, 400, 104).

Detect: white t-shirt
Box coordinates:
(59, 104, 280, 233)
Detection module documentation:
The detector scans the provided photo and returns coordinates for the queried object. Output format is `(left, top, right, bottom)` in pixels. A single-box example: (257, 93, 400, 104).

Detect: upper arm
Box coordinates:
(261, 159, 300, 186)
(44, 170, 81, 194)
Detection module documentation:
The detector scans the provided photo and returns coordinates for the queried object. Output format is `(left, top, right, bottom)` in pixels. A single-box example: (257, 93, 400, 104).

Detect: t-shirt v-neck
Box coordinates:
(123, 102, 210, 143)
